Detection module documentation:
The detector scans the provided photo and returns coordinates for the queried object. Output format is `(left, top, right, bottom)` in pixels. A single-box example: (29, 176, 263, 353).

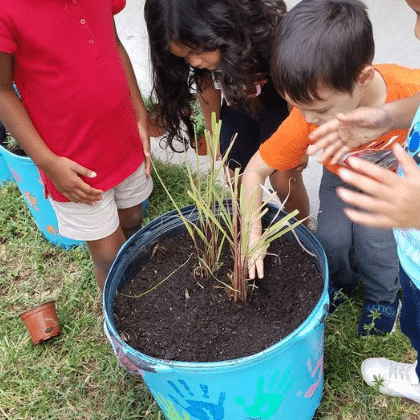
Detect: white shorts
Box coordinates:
(49, 163, 153, 241)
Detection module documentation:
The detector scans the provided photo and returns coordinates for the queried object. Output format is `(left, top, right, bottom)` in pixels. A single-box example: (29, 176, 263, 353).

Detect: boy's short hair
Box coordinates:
(271, 0, 374, 104)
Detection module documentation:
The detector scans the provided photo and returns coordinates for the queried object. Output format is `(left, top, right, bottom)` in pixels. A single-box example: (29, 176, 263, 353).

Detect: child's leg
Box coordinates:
(315, 168, 355, 291)
(86, 228, 126, 291)
(399, 266, 420, 377)
(118, 203, 144, 239)
(352, 223, 399, 303)
(114, 162, 152, 238)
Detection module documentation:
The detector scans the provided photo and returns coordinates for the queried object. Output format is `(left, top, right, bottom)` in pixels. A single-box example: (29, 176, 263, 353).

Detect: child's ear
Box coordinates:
(358, 65, 375, 86)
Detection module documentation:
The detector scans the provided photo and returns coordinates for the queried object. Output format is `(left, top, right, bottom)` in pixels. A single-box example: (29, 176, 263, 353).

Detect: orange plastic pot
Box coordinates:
(20, 301, 61, 345)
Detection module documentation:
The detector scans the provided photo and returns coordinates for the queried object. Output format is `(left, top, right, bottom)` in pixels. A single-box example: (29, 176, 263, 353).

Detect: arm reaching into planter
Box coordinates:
(307, 92, 420, 164)
(242, 151, 308, 279)
(242, 151, 275, 280)
(0, 52, 103, 204)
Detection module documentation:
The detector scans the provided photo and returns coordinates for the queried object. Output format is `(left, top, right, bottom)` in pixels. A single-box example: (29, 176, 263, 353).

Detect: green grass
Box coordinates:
(1, 159, 420, 419)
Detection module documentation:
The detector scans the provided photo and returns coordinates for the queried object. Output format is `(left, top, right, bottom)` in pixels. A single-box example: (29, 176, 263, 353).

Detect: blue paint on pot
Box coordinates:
(103, 203, 329, 420)
(0, 142, 82, 249)
(0, 123, 12, 184)
(0, 151, 12, 184)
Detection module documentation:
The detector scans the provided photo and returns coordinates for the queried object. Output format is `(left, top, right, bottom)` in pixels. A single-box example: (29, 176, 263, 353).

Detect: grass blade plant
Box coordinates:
(153, 112, 304, 302)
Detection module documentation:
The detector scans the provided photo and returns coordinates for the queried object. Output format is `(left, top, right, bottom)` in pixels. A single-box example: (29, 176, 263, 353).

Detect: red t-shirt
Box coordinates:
(0, 0, 144, 201)
(260, 64, 420, 175)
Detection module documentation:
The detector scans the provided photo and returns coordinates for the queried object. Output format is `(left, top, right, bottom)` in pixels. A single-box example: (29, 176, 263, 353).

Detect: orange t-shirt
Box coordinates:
(260, 64, 420, 174)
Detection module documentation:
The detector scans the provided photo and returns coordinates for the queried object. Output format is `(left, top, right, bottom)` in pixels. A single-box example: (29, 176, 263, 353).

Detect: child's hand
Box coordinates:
(336, 143, 420, 229)
(308, 107, 392, 164)
(247, 227, 266, 280)
(137, 121, 152, 177)
(45, 156, 103, 204)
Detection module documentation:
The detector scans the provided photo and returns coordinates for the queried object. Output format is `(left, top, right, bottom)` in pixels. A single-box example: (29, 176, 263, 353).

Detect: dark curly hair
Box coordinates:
(144, 0, 287, 151)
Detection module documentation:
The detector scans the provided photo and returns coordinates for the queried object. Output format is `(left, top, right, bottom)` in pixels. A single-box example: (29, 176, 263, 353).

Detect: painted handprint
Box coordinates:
(303, 352, 323, 398)
(235, 367, 295, 419)
(168, 379, 226, 420)
(154, 392, 192, 420)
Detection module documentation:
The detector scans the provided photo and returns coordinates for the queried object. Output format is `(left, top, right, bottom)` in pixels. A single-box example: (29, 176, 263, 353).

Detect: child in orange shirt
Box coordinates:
(243, 0, 420, 336)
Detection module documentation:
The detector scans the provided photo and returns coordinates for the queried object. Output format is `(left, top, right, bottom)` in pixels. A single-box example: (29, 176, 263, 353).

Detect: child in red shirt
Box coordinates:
(242, 0, 420, 336)
(0, 0, 152, 290)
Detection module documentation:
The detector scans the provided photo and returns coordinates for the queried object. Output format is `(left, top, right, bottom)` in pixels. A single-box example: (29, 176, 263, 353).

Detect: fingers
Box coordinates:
(336, 186, 388, 214)
(71, 161, 97, 178)
(393, 143, 418, 174)
(338, 157, 396, 190)
(255, 258, 264, 279)
(63, 185, 103, 205)
(247, 256, 264, 280)
(342, 207, 394, 229)
(308, 119, 340, 143)
(308, 132, 338, 156)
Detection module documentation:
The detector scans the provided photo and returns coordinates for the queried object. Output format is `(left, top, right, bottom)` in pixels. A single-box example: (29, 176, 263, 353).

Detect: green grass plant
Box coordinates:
(1, 160, 420, 419)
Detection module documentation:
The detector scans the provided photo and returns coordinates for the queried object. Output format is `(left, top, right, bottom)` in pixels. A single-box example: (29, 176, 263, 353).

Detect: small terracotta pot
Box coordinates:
(20, 301, 61, 345)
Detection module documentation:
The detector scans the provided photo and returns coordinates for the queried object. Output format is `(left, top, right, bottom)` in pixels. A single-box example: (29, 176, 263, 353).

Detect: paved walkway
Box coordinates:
(115, 0, 420, 217)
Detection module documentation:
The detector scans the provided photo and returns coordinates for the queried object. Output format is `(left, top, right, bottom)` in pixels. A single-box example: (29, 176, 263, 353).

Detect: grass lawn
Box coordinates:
(1, 158, 420, 419)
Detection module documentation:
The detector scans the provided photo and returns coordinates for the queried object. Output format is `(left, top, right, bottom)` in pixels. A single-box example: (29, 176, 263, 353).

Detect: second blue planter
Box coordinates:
(0, 141, 82, 249)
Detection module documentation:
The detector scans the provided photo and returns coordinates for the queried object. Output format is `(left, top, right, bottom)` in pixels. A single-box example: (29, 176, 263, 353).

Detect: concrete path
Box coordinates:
(115, 0, 420, 217)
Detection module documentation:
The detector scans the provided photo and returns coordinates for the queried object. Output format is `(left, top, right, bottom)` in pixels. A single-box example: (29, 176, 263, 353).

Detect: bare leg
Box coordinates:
(118, 203, 144, 239)
(87, 227, 126, 292)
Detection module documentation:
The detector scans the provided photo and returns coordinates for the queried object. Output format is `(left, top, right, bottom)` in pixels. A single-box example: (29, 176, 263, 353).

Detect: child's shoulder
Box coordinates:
(375, 63, 420, 91)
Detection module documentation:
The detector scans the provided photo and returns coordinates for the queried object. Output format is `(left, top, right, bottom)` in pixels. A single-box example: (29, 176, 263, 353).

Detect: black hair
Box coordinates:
(270, 0, 374, 104)
(144, 0, 287, 151)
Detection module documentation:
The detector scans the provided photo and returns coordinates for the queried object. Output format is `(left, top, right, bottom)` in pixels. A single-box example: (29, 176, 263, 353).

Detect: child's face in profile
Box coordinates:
(169, 41, 222, 71)
(406, 0, 420, 40)
(284, 87, 362, 126)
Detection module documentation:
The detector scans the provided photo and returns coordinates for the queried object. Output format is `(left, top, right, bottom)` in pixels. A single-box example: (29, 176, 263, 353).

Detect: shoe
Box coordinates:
(328, 284, 354, 314)
(357, 298, 401, 336)
(361, 358, 420, 403)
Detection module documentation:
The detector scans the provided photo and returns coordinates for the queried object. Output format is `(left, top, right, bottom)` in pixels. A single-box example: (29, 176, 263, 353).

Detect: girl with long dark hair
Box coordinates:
(144, 0, 309, 219)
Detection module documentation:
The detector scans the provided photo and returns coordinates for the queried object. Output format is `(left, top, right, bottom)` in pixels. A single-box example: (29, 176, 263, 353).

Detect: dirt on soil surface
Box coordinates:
(114, 232, 323, 362)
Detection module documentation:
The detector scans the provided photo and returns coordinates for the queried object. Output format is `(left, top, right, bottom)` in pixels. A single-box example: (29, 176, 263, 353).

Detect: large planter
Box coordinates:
(103, 203, 329, 420)
(0, 141, 82, 249)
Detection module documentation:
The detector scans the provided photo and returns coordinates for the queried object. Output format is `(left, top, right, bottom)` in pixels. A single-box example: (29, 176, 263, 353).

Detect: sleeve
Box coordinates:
(111, 0, 126, 16)
(259, 107, 311, 171)
(0, 14, 18, 54)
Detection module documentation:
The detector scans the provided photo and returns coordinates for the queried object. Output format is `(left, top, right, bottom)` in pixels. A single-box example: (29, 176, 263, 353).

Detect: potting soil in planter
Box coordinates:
(114, 231, 323, 362)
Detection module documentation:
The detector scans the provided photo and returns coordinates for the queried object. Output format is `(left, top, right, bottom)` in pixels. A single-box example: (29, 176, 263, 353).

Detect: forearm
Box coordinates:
(382, 91, 420, 130)
(242, 153, 275, 229)
(197, 73, 221, 132)
(0, 88, 56, 170)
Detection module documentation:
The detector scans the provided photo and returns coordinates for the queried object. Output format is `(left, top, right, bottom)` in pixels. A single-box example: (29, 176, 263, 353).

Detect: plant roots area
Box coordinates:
(114, 232, 323, 362)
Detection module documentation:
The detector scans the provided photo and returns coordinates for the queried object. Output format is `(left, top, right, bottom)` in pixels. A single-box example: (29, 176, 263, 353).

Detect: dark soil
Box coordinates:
(114, 232, 323, 362)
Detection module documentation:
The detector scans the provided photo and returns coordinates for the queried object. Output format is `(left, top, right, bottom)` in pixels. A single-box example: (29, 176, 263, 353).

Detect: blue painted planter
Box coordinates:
(0, 142, 82, 249)
(103, 203, 329, 420)
(0, 123, 12, 184)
